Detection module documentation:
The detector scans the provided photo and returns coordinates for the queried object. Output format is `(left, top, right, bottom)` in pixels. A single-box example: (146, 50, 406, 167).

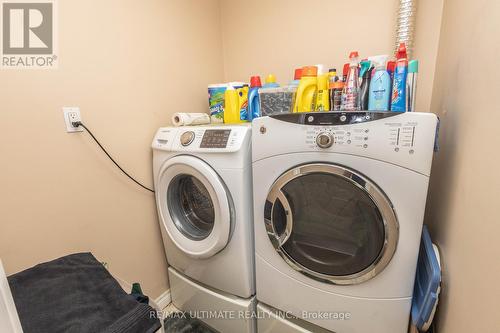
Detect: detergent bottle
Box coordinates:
(238, 84, 249, 121)
(294, 66, 318, 113)
(341, 51, 361, 111)
(315, 74, 330, 111)
(247, 76, 262, 121)
(263, 74, 279, 88)
(391, 43, 409, 112)
(224, 84, 246, 124)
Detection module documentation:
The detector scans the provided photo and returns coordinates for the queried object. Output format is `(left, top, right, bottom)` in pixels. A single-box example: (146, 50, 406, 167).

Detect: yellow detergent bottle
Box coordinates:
(224, 84, 247, 124)
(315, 74, 330, 111)
(294, 66, 318, 113)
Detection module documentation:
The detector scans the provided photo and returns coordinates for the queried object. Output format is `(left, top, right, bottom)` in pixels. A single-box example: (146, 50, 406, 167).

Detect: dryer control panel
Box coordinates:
(305, 120, 418, 154)
(152, 125, 250, 153)
(253, 112, 438, 176)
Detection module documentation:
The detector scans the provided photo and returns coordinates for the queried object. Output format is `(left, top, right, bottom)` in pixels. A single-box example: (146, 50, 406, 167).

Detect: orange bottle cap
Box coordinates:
(301, 66, 318, 77)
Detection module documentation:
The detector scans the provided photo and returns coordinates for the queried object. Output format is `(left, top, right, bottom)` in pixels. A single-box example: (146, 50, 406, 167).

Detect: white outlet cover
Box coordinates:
(63, 107, 83, 132)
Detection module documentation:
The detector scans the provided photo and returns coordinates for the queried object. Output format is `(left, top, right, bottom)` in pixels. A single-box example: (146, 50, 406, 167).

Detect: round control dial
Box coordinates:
(180, 131, 195, 146)
(316, 132, 334, 149)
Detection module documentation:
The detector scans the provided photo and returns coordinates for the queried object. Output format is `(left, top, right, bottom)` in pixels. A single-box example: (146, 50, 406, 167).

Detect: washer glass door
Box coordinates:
(157, 156, 232, 259)
(265, 163, 398, 284)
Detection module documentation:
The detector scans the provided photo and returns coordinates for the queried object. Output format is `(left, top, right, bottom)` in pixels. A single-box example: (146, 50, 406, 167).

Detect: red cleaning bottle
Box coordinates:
(341, 51, 361, 111)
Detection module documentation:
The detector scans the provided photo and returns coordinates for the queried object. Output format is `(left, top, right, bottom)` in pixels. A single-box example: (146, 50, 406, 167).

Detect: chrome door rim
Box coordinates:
(265, 163, 399, 285)
(157, 155, 233, 259)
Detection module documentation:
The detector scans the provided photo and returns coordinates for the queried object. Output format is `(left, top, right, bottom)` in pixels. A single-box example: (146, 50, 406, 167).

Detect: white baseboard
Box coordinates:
(154, 289, 171, 311)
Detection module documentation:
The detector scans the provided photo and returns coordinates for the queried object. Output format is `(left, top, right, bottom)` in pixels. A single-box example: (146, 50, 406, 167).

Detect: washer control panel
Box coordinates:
(152, 125, 250, 153)
(200, 129, 232, 148)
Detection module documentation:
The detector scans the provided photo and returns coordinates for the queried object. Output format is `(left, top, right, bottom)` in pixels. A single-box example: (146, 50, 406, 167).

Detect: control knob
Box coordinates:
(180, 131, 195, 146)
(316, 132, 334, 149)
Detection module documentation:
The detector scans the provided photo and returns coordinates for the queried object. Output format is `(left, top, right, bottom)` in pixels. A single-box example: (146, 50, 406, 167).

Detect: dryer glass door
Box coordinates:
(157, 156, 233, 259)
(265, 163, 398, 285)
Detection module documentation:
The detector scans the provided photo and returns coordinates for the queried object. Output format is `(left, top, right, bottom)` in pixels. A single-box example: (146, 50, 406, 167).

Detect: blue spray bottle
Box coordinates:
(390, 43, 409, 112)
(247, 76, 262, 121)
(368, 55, 391, 111)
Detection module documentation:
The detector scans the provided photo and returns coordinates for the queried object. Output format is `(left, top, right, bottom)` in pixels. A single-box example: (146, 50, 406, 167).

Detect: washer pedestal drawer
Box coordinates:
(169, 267, 256, 333)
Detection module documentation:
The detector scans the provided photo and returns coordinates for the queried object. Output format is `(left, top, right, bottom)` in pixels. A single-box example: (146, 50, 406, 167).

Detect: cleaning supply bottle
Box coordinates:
(328, 68, 338, 83)
(238, 85, 249, 120)
(341, 51, 361, 111)
(315, 74, 330, 111)
(407, 60, 418, 112)
(359, 65, 373, 111)
(223, 85, 243, 124)
(391, 43, 409, 112)
(368, 55, 391, 111)
(289, 68, 302, 86)
(247, 76, 262, 121)
(328, 69, 338, 110)
(359, 60, 371, 83)
(263, 74, 279, 88)
(330, 81, 344, 111)
(342, 63, 349, 82)
(387, 60, 396, 103)
(294, 66, 318, 113)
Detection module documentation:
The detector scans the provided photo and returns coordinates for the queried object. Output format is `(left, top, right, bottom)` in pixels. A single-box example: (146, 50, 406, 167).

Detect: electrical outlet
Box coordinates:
(63, 107, 83, 132)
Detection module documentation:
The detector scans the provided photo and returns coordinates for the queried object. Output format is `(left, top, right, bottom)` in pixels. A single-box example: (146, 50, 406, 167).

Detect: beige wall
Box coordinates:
(220, 0, 443, 112)
(4, 2, 499, 329)
(426, 0, 500, 331)
(0, 0, 224, 298)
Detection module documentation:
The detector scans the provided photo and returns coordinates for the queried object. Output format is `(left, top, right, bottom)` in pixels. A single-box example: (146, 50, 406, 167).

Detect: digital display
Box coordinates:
(200, 130, 231, 148)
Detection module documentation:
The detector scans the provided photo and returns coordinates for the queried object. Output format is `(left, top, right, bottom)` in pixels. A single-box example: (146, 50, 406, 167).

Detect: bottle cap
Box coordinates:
(329, 68, 337, 73)
(387, 60, 396, 73)
(250, 76, 262, 88)
(302, 66, 318, 77)
(396, 43, 407, 60)
(409, 60, 419, 73)
(265, 74, 277, 84)
(349, 51, 359, 59)
(294, 68, 302, 80)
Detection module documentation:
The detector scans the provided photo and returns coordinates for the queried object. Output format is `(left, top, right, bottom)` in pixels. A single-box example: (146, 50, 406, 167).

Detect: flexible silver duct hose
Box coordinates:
(395, 0, 417, 59)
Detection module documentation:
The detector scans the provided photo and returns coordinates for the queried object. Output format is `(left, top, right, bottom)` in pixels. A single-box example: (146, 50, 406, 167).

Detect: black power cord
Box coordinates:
(72, 121, 155, 193)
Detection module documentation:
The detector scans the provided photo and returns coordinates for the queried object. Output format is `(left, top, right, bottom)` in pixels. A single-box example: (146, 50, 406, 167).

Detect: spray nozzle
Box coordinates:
(368, 55, 389, 69)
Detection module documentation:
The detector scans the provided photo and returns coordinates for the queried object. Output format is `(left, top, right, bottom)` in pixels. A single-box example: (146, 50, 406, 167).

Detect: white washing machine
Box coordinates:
(252, 112, 438, 333)
(152, 125, 255, 333)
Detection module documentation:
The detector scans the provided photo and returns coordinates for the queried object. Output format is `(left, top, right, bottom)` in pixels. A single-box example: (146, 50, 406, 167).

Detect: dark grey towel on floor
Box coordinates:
(7, 252, 161, 333)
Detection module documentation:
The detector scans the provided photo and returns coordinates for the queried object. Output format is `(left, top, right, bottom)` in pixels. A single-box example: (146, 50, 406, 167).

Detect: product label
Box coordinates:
(341, 87, 359, 111)
(391, 67, 407, 111)
(333, 89, 342, 111)
(373, 89, 386, 100)
(316, 90, 326, 111)
(208, 86, 226, 120)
